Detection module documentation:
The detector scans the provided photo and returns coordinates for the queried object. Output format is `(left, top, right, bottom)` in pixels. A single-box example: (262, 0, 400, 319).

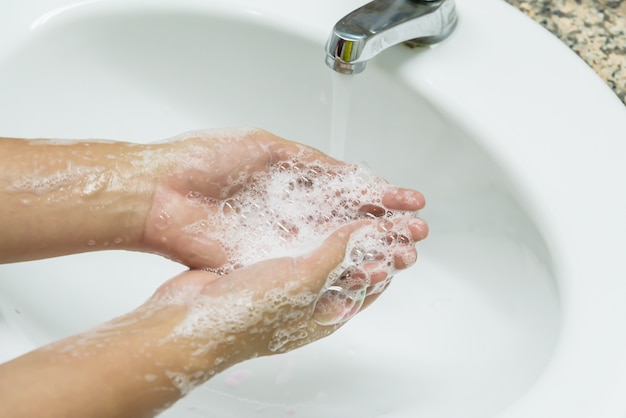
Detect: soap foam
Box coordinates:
(154, 147, 420, 379)
(179, 153, 418, 327)
(6, 164, 107, 196)
(186, 157, 414, 278)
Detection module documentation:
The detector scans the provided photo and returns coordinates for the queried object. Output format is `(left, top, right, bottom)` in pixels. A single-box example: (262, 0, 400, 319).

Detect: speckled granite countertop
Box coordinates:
(505, 0, 625, 105)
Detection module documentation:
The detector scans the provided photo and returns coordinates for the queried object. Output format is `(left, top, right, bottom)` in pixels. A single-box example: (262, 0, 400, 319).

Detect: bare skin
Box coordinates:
(0, 128, 429, 417)
(0, 220, 423, 418)
(0, 128, 426, 266)
(0, 227, 342, 418)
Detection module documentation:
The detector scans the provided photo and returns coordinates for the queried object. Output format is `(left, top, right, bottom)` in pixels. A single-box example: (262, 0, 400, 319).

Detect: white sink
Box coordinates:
(1, 0, 626, 417)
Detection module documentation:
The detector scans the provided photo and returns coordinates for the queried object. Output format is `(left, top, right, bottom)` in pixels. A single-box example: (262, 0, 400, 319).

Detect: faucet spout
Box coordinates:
(325, 0, 457, 74)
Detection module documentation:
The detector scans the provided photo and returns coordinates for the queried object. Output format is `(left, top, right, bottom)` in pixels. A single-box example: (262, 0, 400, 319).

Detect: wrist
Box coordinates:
(52, 140, 158, 252)
(102, 142, 159, 251)
(109, 302, 227, 393)
(0, 138, 157, 261)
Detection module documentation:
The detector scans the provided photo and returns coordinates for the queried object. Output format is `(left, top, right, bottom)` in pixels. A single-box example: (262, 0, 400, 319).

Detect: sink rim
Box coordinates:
(404, 2, 626, 417)
(1, 0, 626, 416)
(400, 2, 626, 416)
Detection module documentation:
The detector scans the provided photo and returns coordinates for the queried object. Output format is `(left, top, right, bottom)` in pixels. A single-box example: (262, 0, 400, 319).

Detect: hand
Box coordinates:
(0, 216, 426, 418)
(122, 215, 426, 387)
(0, 128, 426, 270)
(139, 128, 427, 269)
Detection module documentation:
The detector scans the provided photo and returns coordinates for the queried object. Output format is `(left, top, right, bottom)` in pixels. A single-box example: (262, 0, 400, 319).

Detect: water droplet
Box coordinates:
(155, 209, 173, 230)
(185, 191, 203, 204)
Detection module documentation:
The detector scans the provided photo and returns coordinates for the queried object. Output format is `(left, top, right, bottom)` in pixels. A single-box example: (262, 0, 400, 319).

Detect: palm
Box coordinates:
(140, 129, 427, 270)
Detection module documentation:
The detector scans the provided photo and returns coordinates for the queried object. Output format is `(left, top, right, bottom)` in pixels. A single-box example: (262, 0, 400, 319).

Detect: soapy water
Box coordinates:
(182, 155, 418, 325)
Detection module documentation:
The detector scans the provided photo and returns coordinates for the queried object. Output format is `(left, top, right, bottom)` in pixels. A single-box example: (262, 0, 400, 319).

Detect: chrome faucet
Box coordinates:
(325, 0, 457, 74)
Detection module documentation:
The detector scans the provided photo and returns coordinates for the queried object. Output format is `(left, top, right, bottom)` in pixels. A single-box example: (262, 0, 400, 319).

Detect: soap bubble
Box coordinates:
(184, 153, 417, 325)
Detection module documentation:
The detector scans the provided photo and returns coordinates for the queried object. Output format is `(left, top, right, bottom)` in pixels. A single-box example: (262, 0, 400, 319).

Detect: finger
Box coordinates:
(150, 269, 220, 303)
(174, 235, 228, 270)
(408, 217, 429, 242)
(296, 220, 371, 293)
(147, 219, 228, 270)
(313, 286, 366, 325)
(393, 247, 418, 269)
(378, 217, 428, 245)
(382, 187, 425, 211)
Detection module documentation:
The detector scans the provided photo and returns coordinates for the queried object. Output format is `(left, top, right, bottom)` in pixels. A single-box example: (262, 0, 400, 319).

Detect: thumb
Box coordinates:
(166, 234, 227, 270)
(295, 220, 370, 294)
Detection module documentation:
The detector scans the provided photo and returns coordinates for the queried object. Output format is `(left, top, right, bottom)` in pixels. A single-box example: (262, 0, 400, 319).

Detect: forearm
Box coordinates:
(0, 346, 176, 418)
(0, 137, 155, 262)
(0, 304, 217, 418)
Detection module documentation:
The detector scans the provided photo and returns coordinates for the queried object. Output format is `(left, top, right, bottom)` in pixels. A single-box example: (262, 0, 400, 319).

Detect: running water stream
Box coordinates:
(329, 72, 353, 160)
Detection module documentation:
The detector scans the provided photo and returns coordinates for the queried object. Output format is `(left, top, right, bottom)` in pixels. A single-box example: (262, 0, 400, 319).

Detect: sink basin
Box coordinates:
(1, 0, 626, 417)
